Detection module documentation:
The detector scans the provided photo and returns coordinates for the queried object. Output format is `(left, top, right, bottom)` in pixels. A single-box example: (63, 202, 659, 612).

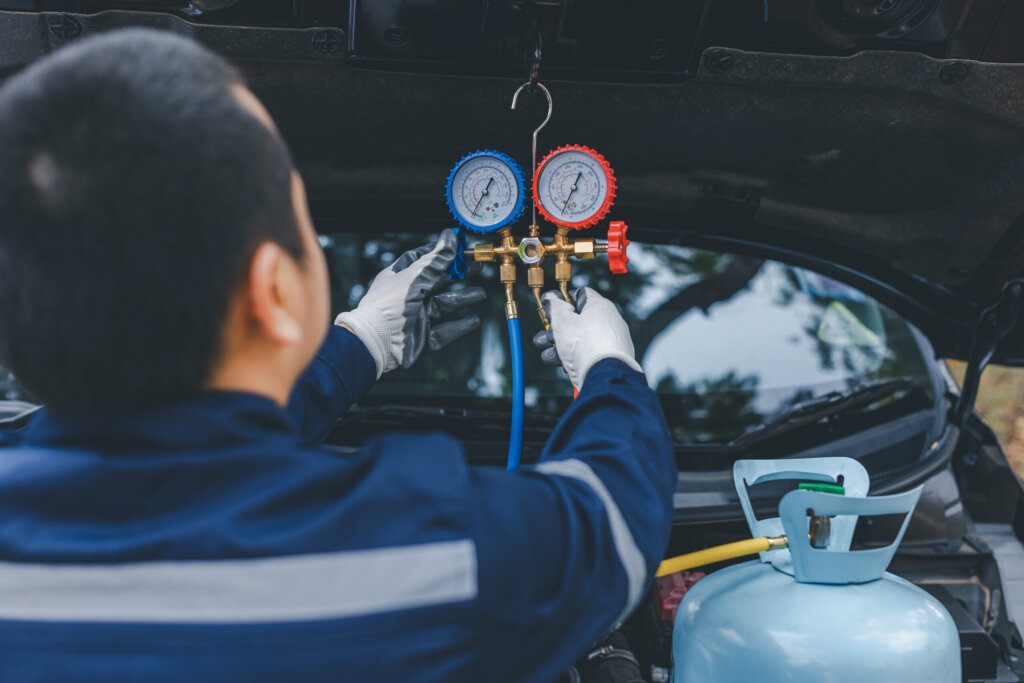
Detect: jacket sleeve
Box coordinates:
(286, 325, 377, 443)
(469, 359, 677, 683)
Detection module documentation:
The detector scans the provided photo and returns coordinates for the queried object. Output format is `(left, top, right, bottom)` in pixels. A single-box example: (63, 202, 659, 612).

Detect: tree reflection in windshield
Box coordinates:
(656, 371, 762, 444)
(322, 232, 935, 444)
(0, 369, 27, 403)
(0, 233, 933, 443)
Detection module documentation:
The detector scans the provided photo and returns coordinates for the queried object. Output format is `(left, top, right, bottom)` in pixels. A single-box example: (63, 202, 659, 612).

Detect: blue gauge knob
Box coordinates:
(445, 150, 526, 234)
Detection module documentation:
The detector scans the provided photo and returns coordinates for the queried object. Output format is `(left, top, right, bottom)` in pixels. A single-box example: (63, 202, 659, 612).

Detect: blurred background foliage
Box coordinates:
(948, 362, 1024, 478)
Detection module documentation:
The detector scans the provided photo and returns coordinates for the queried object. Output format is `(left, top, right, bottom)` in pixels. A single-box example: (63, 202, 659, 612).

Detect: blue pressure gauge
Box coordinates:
(445, 150, 526, 234)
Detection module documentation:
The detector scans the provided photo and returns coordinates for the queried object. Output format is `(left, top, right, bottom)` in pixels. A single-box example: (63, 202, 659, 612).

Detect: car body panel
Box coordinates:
(2, 7, 1022, 361)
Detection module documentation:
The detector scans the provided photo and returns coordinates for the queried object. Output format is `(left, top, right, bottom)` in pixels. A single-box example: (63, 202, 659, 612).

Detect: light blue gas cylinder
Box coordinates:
(672, 457, 961, 683)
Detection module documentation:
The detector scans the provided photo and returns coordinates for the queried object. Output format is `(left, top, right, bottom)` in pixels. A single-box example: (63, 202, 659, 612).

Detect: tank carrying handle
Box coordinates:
(779, 486, 923, 585)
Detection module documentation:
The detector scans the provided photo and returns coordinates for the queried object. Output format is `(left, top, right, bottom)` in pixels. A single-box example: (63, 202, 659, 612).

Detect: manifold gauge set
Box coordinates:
(441, 82, 630, 472)
(443, 143, 629, 285)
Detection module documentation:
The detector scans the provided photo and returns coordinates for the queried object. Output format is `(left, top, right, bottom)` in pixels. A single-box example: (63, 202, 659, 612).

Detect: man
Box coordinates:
(0, 29, 675, 682)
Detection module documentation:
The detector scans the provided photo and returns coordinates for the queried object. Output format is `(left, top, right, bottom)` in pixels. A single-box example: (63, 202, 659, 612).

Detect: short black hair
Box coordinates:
(0, 29, 303, 414)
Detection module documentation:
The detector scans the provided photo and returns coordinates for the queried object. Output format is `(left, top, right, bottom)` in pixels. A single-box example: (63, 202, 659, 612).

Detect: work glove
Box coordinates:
(533, 286, 642, 389)
(335, 229, 485, 378)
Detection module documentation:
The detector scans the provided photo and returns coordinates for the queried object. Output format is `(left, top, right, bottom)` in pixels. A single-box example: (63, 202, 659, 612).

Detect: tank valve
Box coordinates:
(808, 510, 831, 549)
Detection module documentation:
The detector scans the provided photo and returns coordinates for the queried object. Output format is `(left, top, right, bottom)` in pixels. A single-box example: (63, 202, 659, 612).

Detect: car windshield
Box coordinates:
(0, 231, 936, 443)
(322, 232, 936, 444)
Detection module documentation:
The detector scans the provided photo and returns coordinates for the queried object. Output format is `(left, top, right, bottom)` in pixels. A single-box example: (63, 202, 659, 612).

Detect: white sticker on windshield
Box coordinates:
(817, 301, 883, 347)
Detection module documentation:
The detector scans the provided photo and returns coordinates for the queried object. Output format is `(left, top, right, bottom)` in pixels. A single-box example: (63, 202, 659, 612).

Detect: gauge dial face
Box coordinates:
(534, 145, 616, 230)
(446, 151, 525, 233)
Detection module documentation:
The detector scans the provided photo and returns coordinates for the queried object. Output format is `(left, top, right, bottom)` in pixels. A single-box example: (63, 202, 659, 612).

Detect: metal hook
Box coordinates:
(511, 81, 552, 225)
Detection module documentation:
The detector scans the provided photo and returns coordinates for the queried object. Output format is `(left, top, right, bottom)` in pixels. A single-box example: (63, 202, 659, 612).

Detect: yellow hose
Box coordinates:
(656, 536, 787, 577)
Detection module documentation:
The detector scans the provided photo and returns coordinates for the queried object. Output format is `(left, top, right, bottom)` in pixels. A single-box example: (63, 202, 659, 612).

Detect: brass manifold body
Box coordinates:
(466, 226, 609, 326)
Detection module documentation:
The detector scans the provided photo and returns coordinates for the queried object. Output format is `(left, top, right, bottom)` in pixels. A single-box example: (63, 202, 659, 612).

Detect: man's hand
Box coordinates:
(533, 287, 642, 389)
(335, 229, 485, 378)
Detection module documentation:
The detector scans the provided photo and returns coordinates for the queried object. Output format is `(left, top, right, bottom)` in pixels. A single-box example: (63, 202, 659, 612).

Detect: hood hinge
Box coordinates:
(951, 279, 1024, 430)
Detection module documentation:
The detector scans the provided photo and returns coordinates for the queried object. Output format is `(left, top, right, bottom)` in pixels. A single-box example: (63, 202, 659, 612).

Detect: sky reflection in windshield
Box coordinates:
(321, 233, 933, 443)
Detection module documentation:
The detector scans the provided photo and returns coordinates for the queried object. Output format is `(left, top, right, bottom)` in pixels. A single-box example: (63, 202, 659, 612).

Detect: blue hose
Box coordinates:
(506, 317, 525, 471)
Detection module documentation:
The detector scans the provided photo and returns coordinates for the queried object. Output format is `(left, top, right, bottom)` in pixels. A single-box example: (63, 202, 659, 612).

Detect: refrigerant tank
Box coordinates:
(672, 457, 961, 683)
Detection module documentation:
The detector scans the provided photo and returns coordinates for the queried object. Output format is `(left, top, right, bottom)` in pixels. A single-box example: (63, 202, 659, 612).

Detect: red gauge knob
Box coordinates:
(607, 221, 630, 274)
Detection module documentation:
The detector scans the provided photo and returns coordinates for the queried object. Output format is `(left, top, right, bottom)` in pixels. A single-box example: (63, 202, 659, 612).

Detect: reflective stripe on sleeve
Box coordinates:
(0, 539, 477, 623)
(534, 459, 647, 622)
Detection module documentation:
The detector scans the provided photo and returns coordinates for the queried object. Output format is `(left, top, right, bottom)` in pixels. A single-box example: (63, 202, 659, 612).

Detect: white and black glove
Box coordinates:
(533, 286, 642, 389)
(336, 229, 485, 378)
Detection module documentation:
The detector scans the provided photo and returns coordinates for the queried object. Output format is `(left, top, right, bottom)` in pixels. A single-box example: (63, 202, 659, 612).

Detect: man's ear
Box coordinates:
(247, 241, 304, 345)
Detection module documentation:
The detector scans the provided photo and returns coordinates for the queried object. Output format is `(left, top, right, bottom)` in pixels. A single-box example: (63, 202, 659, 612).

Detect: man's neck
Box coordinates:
(206, 360, 294, 407)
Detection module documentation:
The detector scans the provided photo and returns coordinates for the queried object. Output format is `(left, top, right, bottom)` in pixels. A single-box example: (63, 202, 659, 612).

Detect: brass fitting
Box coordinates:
(527, 265, 545, 288)
(504, 282, 519, 320)
(533, 287, 548, 327)
(545, 227, 573, 301)
(497, 227, 518, 284)
(573, 239, 596, 259)
(766, 535, 789, 550)
(497, 228, 519, 319)
(464, 223, 611, 317)
(464, 234, 516, 263)
(556, 262, 572, 302)
(472, 243, 495, 262)
(548, 227, 571, 255)
(528, 263, 549, 328)
(468, 228, 518, 261)
(500, 227, 515, 244)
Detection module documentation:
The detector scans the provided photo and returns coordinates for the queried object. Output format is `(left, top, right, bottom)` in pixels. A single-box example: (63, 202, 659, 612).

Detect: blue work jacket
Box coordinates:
(0, 326, 676, 682)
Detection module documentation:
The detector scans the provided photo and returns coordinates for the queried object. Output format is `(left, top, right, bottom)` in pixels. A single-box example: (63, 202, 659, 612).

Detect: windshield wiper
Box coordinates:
(341, 404, 559, 430)
(726, 377, 915, 449)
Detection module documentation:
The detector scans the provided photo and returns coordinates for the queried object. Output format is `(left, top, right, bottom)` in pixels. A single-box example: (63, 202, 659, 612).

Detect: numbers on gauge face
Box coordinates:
(446, 151, 525, 233)
(534, 146, 616, 230)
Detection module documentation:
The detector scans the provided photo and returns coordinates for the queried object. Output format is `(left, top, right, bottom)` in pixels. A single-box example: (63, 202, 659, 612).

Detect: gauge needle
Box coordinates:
(472, 178, 494, 216)
(562, 172, 583, 215)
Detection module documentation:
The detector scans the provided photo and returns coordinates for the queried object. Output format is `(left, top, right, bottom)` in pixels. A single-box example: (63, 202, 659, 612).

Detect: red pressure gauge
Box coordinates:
(533, 145, 617, 230)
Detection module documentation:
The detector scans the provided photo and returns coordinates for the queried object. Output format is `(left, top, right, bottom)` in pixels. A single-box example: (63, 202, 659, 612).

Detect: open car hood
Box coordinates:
(1, 10, 1022, 363)
(285, 47, 1024, 364)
